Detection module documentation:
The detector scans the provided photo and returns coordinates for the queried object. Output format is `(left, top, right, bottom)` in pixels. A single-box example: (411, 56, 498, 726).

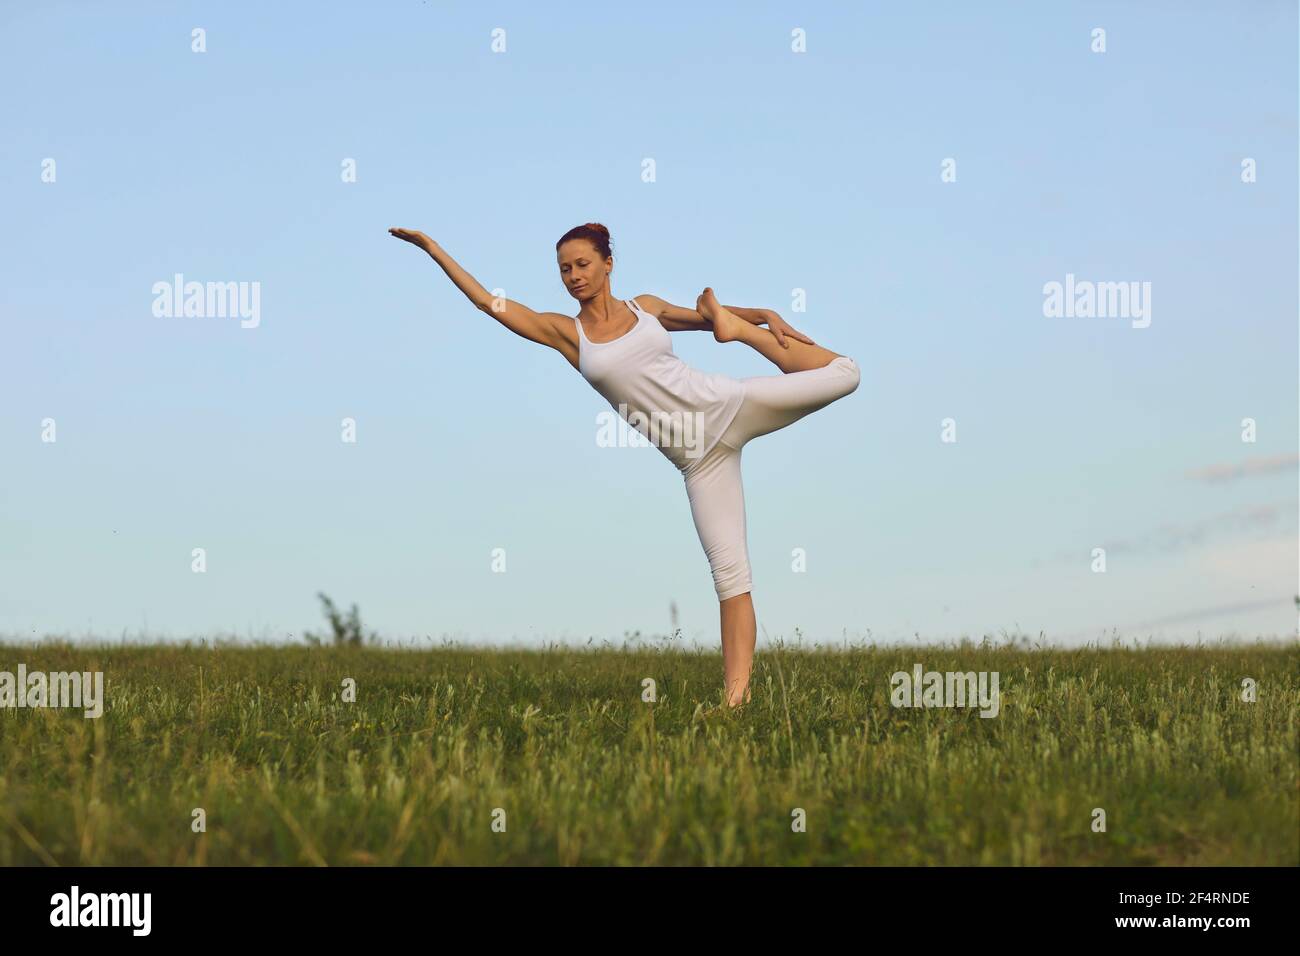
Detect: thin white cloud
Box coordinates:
(1106, 501, 1291, 556)
(1129, 596, 1291, 628)
(1184, 453, 1299, 483)
(1030, 499, 1298, 566)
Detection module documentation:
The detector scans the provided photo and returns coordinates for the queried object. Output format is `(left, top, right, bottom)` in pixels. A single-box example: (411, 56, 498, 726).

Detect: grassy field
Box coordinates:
(0, 639, 1295, 865)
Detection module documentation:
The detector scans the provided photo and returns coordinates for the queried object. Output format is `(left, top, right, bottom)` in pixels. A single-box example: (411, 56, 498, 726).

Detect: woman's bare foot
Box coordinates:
(697, 287, 746, 343)
(725, 684, 752, 709)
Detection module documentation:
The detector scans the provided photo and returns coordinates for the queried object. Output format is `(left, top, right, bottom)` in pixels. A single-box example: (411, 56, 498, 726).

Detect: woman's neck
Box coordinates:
(579, 291, 622, 323)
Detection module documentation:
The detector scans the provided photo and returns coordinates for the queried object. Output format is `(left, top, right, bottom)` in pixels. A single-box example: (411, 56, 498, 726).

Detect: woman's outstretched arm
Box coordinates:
(389, 227, 563, 349)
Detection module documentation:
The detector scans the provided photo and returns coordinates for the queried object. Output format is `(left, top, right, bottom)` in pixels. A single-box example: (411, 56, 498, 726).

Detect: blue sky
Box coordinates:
(2, 1, 1296, 647)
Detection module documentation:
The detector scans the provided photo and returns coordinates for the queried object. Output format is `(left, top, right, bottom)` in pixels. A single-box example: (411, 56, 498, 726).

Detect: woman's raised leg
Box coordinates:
(716, 348, 861, 451)
(697, 287, 844, 373)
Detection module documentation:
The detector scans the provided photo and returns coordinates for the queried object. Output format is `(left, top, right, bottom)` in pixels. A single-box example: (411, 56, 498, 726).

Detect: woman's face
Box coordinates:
(557, 240, 609, 301)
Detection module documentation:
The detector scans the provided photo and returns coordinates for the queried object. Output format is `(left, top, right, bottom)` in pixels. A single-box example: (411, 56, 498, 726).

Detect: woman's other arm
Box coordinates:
(634, 294, 767, 331)
(635, 293, 818, 347)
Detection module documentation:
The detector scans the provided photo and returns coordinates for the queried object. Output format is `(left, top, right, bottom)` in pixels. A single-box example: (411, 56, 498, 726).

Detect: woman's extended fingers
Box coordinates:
(767, 314, 817, 348)
(782, 329, 818, 347)
(780, 322, 817, 346)
(388, 227, 427, 246)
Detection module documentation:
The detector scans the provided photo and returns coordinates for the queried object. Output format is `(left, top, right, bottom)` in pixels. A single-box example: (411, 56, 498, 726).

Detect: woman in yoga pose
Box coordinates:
(389, 222, 860, 708)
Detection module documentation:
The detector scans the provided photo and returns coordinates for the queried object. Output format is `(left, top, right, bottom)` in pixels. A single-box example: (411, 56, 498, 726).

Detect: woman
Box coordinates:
(389, 222, 860, 708)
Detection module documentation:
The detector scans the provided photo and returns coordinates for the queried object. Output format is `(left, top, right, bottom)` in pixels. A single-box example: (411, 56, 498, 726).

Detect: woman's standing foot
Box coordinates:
(726, 685, 752, 709)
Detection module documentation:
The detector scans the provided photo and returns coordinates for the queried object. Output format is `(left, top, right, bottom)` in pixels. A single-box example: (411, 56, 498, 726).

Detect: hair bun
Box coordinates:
(556, 222, 613, 259)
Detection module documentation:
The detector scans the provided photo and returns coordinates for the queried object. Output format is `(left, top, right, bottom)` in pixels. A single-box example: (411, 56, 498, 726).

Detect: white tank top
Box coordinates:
(576, 299, 745, 471)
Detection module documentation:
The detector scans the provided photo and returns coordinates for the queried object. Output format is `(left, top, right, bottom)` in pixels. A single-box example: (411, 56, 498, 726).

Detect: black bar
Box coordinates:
(0, 865, 1290, 941)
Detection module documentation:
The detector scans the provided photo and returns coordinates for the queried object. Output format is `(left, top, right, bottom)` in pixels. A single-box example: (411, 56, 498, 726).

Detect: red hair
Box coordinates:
(556, 222, 612, 260)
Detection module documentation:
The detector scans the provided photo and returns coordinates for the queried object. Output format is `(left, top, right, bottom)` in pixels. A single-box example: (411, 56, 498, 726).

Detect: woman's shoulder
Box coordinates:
(629, 294, 666, 318)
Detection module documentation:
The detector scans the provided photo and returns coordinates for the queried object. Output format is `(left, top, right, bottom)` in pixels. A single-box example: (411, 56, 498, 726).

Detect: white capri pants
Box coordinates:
(682, 355, 861, 601)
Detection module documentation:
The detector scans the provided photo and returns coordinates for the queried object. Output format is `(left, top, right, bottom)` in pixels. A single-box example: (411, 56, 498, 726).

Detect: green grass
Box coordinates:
(0, 639, 1295, 865)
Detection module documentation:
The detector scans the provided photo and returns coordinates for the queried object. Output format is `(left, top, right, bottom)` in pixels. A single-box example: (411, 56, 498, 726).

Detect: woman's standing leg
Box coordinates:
(683, 439, 756, 707)
(719, 593, 755, 706)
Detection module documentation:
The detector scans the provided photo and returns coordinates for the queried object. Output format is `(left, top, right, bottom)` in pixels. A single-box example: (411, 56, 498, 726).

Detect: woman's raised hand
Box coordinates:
(763, 310, 816, 348)
(388, 227, 437, 252)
